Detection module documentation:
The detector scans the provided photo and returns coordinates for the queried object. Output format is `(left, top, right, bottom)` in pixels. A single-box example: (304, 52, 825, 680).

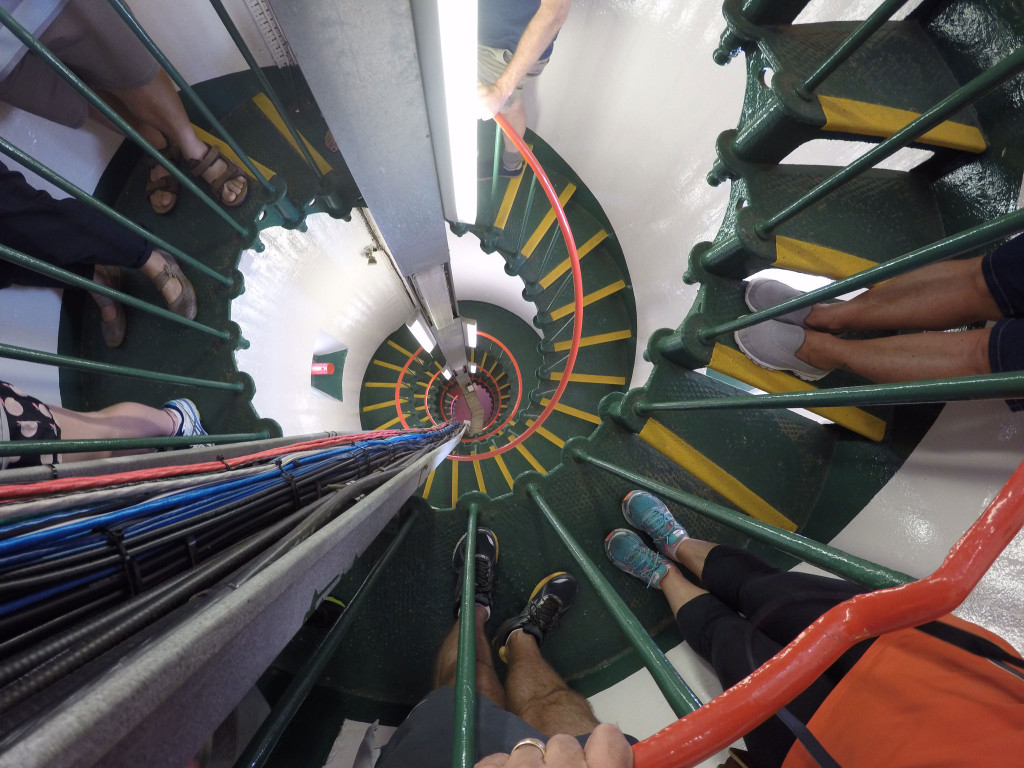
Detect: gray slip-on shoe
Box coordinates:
(734, 320, 832, 381)
(744, 279, 813, 327)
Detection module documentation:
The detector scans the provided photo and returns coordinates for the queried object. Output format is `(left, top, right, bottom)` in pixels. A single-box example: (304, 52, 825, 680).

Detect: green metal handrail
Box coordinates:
(233, 503, 422, 768)
(0, 136, 231, 286)
(0, 341, 244, 391)
(453, 503, 480, 768)
(0, 245, 230, 340)
(527, 485, 704, 716)
(205, 0, 327, 184)
(0, 432, 269, 457)
(699, 44, 1024, 261)
(103, 0, 301, 227)
(0, 8, 252, 240)
(696, 206, 1024, 342)
(636, 371, 1024, 413)
(795, 0, 911, 98)
(565, 446, 914, 589)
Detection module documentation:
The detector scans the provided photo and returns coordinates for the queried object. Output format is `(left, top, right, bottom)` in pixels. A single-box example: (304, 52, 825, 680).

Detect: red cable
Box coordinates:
(632, 459, 1024, 768)
(0, 426, 452, 502)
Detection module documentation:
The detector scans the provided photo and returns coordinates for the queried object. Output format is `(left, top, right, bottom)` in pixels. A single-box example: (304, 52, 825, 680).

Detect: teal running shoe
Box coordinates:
(604, 529, 672, 589)
(622, 491, 687, 558)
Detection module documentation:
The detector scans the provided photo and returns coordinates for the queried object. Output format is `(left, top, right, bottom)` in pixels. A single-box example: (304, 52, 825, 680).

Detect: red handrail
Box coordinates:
(449, 114, 583, 461)
(633, 458, 1024, 768)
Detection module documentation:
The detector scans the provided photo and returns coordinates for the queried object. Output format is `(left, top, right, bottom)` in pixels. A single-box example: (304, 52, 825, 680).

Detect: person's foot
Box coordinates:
(162, 398, 207, 437)
(734, 320, 832, 381)
(143, 249, 197, 320)
(744, 278, 812, 327)
(493, 572, 577, 663)
(621, 490, 688, 559)
(188, 144, 248, 207)
(452, 527, 499, 616)
(498, 158, 524, 177)
(604, 529, 672, 589)
(145, 137, 181, 215)
(90, 264, 127, 348)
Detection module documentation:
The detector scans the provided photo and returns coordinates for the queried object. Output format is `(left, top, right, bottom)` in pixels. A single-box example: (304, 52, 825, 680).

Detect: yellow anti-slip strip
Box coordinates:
(251, 93, 334, 173)
(774, 236, 878, 282)
(553, 329, 632, 353)
(471, 458, 487, 494)
(510, 435, 547, 474)
(710, 345, 887, 441)
(540, 397, 601, 425)
(423, 468, 436, 498)
(362, 399, 405, 412)
(551, 279, 627, 321)
(494, 143, 532, 229)
(377, 415, 403, 430)
(451, 460, 459, 508)
(522, 183, 577, 258)
(373, 359, 405, 373)
(539, 230, 609, 289)
(192, 125, 276, 181)
(388, 339, 417, 359)
(493, 449, 515, 490)
(639, 418, 797, 531)
(527, 419, 565, 448)
(365, 381, 404, 389)
(548, 371, 627, 386)
(818, 94, 986, 153)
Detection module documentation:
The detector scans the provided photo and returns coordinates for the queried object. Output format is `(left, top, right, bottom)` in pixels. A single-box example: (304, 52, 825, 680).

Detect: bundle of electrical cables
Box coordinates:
(0, 422, 458, 728)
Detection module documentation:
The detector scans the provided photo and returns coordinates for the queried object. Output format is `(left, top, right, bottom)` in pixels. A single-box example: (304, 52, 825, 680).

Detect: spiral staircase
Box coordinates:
(2, 1, 1023, 766)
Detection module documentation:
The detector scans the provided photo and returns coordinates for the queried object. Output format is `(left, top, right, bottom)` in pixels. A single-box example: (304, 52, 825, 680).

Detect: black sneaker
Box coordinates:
(493, 572, 578, 662)
(452, 527, 499, 616)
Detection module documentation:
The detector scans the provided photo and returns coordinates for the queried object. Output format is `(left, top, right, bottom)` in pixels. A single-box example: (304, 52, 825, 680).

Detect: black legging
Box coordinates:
(0, 161, 150, 288)
(675, 546, 875, 768)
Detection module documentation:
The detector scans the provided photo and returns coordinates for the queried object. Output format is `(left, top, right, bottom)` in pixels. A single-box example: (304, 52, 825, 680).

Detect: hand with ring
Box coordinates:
(474, 725, 633, 767)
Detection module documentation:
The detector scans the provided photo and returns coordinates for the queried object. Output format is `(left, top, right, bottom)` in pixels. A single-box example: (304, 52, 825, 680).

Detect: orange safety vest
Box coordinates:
(781, 616, 1024, 768)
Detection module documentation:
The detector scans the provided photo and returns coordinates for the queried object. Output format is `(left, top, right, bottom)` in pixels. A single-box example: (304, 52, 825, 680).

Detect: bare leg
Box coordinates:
(432, 605, 506, 708)
(51, 402, 177, 462)
(668, 538, 718, 582)
(659, 565, 710, 616)
(798, 327, 992, 382)
(807, 257, 1002, 332)
(110, 72, 246, 204)
(504, 630, 599, 737)
(500, 99, 528, 161)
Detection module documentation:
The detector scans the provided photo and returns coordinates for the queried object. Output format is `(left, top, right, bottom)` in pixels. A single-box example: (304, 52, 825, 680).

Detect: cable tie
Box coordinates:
(97, 525, 143, 596)
(217, 455, 231, 471)
(275, 458, 302, 508)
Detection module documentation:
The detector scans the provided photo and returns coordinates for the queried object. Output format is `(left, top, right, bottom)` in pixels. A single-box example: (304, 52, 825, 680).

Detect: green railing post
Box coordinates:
(490, 124, 503, 223)
(102, 0, 302, 229)
(453, 502, 480, 768)
(0, 7, 253, 241)
(517, 173, 539, 254)
(696, 206, 1024, 342)
(748, 44, 1024, 239)
(526, 484, 704, 716)
(0, 246, 231, 341)
(0, 341, 244, 391)
(0, 432, 270, 457)
(205, 0, 327, 186)
(0, 137, 232, 287)
(232, 504, 422, 768)
(795, 0, 911, 98)
(636, 371, 1024, 413)
(565, 446, 914, 589)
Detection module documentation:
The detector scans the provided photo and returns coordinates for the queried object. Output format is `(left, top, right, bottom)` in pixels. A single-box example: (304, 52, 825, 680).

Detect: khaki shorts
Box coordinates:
(0, 0, 160, 128)
(477, 43, 549, 109)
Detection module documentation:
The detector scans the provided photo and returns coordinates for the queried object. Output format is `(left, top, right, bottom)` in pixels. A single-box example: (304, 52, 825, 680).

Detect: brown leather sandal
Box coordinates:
(189, 143, 249, 208)
(90, 264, 127, 348)
(150, 250, 197, 320)
(146, 142, 181, 215)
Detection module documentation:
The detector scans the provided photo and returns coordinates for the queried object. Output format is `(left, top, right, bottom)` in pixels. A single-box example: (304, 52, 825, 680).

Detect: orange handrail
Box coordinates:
(450, 114, 583, 461)
(633, 458, 1024, 768)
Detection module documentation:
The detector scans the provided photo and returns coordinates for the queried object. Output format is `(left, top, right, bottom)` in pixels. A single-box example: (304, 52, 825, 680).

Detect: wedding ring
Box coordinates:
(510, 737, 546, 757)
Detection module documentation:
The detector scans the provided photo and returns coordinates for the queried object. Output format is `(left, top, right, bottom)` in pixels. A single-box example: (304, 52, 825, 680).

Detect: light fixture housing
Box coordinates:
(469, 362, 477, 373)
(442, 368, 452, 380)
(463, 317, 478, 348)
(407, 315, 437, 353)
